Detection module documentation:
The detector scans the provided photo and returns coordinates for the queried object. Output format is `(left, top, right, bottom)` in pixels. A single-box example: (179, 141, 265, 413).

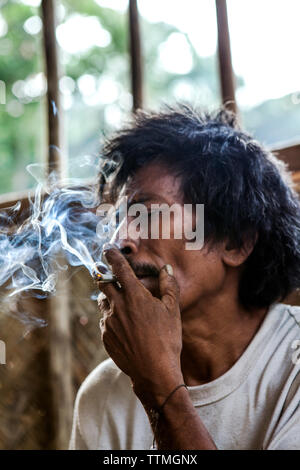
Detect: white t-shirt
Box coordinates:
(69, 302, 300, 450)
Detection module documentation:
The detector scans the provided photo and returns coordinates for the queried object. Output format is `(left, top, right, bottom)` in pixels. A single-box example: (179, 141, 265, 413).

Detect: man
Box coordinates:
(70, 105, 300, 450)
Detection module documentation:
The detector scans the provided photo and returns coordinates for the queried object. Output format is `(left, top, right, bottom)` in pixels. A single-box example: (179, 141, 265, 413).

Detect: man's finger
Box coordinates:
(102, 246, 140, 290)
(97, 280, 123, 303)
(100, 316, 124, 355)
(159, 264, 180, 311)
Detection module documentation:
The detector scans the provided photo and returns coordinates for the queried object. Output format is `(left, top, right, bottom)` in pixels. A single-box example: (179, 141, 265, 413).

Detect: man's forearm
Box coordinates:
(143, 386, 217, 450)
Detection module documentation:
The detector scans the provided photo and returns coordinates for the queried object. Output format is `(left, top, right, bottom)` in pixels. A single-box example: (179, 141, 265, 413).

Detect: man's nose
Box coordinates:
(113, 217, 140, 256)
(119, 238, 139, 256)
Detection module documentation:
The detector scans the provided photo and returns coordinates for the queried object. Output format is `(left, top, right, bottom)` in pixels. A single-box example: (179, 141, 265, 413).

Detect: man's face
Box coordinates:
(113, 162, 227, 313)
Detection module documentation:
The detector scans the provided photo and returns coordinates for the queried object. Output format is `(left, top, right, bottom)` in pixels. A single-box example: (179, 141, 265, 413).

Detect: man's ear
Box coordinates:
(221, 235, 257, 268)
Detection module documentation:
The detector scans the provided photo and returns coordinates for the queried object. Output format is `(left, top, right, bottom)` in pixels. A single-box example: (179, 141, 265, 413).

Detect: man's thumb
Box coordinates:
(159, 264, 180, 310)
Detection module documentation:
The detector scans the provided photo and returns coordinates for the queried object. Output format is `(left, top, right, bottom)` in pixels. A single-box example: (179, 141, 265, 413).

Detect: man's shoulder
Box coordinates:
(275, 303, 300, 346)
(75, 358, 133, 420)
(282, 303, 300, 362)
(78, 358, 130, 401)
(261, 304, 300, 449)
(269, 302, 300, 335)
(284, 303, 300, 328)
(71, 359, 150, 449)
(84, 358, 124, 388)
(265, 303, 300, 358)
(260, 303, 300, 392)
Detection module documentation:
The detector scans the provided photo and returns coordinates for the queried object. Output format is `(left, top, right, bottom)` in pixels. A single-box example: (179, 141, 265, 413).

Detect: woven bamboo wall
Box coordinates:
(0, 267, 107, 450)
(0, 297, 52, 449)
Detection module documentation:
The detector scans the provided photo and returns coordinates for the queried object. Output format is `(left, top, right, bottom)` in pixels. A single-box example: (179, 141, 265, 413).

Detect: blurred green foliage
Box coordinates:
(0, 1, 45, 194)
(0, 0, 221, 193)
(0, 0, 300, 195)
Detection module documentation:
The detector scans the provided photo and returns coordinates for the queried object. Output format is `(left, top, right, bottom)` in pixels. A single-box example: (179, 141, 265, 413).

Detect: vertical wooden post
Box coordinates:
(47, 276, 73, 449)
(41, 0, 63, 175)
(41, 0, 73, 449)
(215, 0, 238, 114)
(128, 0, 144, 111)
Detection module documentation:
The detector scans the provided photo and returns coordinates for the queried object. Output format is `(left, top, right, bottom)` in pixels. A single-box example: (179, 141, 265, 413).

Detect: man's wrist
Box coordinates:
(132, 371, 185, 409)
(146, 384, 193, 450)
(158, 383, 192, 418)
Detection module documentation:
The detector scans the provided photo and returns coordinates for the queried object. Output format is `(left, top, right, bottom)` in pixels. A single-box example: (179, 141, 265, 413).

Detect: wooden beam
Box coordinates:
(128, 0, 144, 111)
(41, 0, 63, 176)
(215, 0, 237, 114)
(271, 142, 300, 173)
(0, 190, 33, 211)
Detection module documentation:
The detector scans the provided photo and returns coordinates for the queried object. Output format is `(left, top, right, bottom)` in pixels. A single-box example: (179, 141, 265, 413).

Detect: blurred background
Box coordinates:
(1, 0, 300, 450)
(2, 0, 300, 194)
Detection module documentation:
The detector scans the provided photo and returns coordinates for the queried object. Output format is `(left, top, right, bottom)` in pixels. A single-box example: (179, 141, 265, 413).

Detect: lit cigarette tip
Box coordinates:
(92, 268, 103, 280)
(92, 265, 116, 283)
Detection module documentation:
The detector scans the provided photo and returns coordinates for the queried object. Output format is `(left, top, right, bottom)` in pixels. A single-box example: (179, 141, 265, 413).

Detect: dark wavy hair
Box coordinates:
(99, 104, 300, 309)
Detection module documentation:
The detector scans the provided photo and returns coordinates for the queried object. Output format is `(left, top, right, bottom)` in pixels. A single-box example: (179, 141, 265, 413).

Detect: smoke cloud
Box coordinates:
(0, 160, 116, 326)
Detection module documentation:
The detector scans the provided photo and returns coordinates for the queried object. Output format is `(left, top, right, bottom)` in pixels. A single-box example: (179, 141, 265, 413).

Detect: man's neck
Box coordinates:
(180, 294, 268, 386)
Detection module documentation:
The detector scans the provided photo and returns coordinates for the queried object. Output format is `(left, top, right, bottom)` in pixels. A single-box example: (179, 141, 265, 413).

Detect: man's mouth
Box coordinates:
(130, 265, 160, 296)
(129, 262, 160, 280)
(135, 272, 156, 280)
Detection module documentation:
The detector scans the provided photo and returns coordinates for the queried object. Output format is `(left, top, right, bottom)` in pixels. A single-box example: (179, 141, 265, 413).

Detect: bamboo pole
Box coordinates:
(215, 0, 238, 114)
(47, 275, 73, 449)
(41, 0, 73, 450)
(128, 0, 144, 111)
(41, 0, 63, 175)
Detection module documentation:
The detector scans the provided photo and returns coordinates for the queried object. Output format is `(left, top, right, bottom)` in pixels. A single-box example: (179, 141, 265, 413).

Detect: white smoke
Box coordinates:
(0, 159, 117, 310)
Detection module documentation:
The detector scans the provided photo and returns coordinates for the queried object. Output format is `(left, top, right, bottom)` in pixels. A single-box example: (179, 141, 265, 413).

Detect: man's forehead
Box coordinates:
(123, 163, 182, 203)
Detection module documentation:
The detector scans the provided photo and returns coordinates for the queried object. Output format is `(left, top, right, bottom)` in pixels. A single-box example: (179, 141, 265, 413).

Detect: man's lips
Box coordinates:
(134, 271, 159, 281)
(136, 273, 154, 279)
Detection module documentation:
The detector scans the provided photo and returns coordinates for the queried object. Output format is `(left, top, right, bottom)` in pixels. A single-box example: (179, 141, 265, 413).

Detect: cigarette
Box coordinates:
(92, 265, 117, 283)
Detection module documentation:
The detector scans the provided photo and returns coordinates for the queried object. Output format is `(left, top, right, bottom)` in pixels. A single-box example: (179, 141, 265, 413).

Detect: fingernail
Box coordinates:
(164, 264, 173, 276)
(102, 250, 109, 266)
(102, 242, 114, 252)
(102, 242, 118, 255)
